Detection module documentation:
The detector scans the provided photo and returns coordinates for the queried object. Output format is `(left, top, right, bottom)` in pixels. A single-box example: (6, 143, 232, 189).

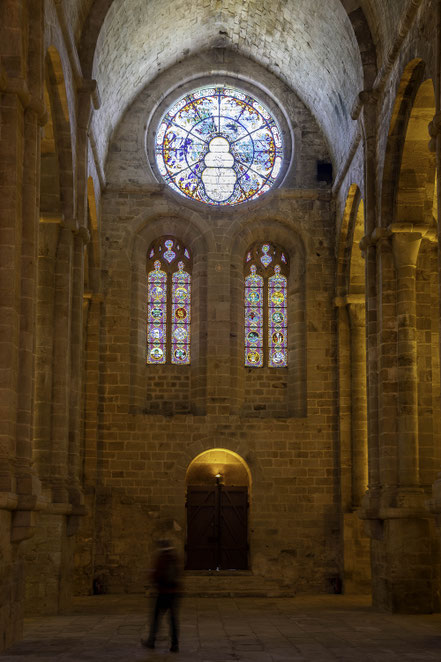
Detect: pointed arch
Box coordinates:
(45, 46, 74, 221)
(381, 59, 436, 227)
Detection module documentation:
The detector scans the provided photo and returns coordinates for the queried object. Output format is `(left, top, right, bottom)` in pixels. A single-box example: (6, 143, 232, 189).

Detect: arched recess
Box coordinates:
(185, 449, 251, 570)
(381, 59, 435, 227)
(45, 46, 75, 222)
(381, 61, 439, 492)
(81, 177, 101, 490)
(34, 47, 75, 484)
(367, 63, 440, 614)
(128, 213, 210, 416)
(336, 185, 371, 594)
(230, 217, 306, 418)
(26, 45, 77, 615)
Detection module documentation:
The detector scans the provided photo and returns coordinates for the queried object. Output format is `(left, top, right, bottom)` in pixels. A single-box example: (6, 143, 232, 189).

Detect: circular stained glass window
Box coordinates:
(155, 86, 283, 206)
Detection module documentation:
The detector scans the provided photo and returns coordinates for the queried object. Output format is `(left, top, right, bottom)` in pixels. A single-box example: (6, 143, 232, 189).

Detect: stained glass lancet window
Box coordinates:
(148, 261, 167, 364)
(172, 262, 191, 364)
(155, 86, 283, 206)
(268, 266, 288, 367)
(245, 265, 264, 367)
(147, 237, 191, 365)
(244, 243, 289, 368)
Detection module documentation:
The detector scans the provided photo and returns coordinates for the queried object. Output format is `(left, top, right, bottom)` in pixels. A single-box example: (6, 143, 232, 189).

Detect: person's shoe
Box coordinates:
(170, 643, 179, 652)
(141, 638, 155, 649)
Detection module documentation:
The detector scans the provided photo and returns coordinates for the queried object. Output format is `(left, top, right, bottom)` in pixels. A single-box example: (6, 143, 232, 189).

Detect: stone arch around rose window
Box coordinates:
(129, 214, 209, 416)
(104, 50, 332, 196)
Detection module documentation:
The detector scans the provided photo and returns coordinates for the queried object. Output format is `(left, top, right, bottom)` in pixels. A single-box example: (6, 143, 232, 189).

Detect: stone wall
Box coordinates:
(74, 173, 340, 593)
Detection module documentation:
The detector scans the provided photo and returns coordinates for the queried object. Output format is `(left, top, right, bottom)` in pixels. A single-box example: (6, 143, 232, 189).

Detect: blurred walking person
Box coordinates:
(142, 539, 181, 652)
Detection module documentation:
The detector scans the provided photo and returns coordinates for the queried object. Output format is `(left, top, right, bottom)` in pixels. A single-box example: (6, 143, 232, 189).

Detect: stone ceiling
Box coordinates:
(73, 0, 406, 170)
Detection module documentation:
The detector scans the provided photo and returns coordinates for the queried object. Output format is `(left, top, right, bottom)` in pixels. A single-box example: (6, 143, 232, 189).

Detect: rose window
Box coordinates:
(155, 86, 283, 206)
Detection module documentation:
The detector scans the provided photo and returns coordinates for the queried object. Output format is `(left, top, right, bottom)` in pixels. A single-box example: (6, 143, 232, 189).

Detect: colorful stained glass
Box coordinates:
(245, 265, 263, 367)
(147, 261, 167, 364)
(260, 244, 272, 268)
(163, 239, 176, 263)
(172, 261, 191, 365)
(268, 265, 287, 367)
(155, 86, 283, 206)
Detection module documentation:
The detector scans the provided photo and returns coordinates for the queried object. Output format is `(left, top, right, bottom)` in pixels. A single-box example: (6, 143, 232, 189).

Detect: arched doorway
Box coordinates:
(185, 449, 251, 570)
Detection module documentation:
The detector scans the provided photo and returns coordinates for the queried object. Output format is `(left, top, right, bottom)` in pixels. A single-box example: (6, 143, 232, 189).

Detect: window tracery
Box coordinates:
(245, 242, 289, 368)
(155, 86, 283, 206)
(147, 237, 191, 365)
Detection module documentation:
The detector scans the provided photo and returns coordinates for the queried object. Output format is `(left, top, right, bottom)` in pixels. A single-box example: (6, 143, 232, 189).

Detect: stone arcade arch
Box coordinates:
(22, 44, 81, 615)
(336, 185, 371, 594)
(185, 449, 251, 570)
(361, 59, 440, 613)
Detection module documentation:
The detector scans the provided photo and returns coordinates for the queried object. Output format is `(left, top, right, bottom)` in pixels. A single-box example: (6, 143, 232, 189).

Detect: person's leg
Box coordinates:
(146, 594, 163, 647)
(169, 594, 179, 651)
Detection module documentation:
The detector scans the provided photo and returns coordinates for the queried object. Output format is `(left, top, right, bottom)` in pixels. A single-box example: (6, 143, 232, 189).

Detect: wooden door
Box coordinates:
(186, 485, 248, 570)
(220, 486, 248, 569)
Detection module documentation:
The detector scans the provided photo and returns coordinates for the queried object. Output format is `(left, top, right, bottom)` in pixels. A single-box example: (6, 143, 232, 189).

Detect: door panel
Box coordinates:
(220, 487, 248, 570)
(186, 487, 217, 570)
(186, 485, 248, 570)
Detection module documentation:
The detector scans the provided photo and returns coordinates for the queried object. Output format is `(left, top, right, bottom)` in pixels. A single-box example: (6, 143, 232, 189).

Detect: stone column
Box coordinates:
(335, 294, 371, 593)
(68, 227, 89, 509)
(347, 299, 368, 507)
(50, 226, 74, 505)
(390, 230, 422, 490)
(358, 236, 381, 509)
(83, 294, 102, 487)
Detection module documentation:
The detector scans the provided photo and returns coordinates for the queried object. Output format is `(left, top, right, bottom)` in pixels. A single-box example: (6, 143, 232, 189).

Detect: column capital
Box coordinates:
(360, 223, 435, 258)
(390, 231, 422, 269)
(347, 300, 366, 328)
(0, 71, 47, 124)
(334, 293, 364, 308)
(429, 111, 441, 138)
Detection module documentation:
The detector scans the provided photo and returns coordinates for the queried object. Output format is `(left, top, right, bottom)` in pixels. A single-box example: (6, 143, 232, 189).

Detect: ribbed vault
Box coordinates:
(72, 0, 408, 170)
(90, 0, 363, 168)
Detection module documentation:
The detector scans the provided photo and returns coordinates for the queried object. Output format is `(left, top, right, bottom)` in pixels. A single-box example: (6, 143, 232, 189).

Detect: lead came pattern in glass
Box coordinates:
(147, 261, 167, 364)
(147, 239, 191, 365)
(245, 265, 264, 367)
(172, 261, 191, 365)
(155, 86, 283, 206)
(268, 265, 287, 367)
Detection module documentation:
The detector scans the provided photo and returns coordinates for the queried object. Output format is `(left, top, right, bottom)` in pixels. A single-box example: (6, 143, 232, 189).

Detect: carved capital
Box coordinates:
(347, 301, 365, 328)
(0, 73, 47, 124)
(429, 111, 441, 137)
(390, 231, 422, 269)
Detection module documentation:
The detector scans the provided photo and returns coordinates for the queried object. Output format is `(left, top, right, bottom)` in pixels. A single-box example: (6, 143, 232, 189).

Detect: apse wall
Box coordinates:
(73, 69, 343, 593)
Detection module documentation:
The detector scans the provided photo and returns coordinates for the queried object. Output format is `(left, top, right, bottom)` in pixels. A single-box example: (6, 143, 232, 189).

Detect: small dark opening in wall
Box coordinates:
(317, 161, 333, 185)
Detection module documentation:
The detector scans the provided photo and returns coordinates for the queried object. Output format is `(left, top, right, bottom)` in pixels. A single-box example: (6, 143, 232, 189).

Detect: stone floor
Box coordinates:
(2, 594, 441, 661)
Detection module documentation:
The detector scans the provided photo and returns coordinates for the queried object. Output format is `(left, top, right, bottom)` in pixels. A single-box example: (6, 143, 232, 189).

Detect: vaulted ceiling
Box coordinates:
(68, 0, 408, 168)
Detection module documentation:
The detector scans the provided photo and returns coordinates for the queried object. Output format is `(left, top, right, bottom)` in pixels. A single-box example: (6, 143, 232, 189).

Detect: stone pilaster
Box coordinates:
(335, 293, 371, 593)
(50, 226, 74, 505)
(390, 230, 422, 491)
(206, 252, 230, 416)
(68, 227, 89, 511)
(347, 299, 368, 507)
